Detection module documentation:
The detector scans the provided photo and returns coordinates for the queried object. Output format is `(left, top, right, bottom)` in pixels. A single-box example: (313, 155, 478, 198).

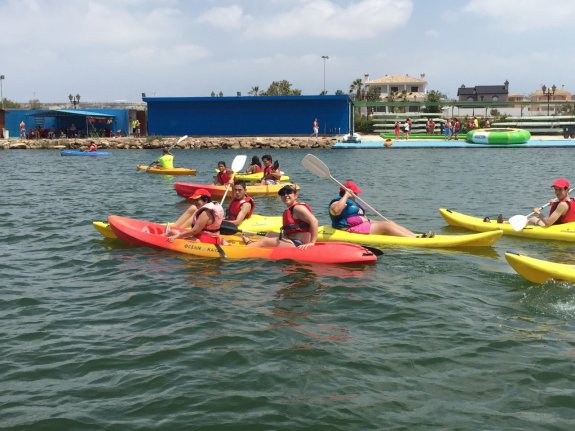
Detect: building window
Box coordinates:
(390, 86, 399, 93)
(492, 96, 499, 101)
(411, 86, 419, 92)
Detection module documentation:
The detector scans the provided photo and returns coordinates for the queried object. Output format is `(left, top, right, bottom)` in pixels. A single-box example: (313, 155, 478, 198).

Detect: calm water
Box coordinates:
(1, 147, 575, 430)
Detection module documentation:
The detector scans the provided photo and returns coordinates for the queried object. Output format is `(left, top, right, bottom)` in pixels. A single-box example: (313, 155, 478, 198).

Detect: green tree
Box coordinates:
(248, 86, 260, 96)
(423, 90, 444, 113)
(261, 80, 301, 96)
(335, 89, 344, 95)
(29, 99, 42, 109)
(1, 98, 21, 108)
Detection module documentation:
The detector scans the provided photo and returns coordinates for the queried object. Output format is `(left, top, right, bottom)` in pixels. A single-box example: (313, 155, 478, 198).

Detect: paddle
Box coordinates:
(219, 221, 383, 256)
(508, 187, 575, 231)
(220, 155, 248, 204)
(143, 135, 188, 170)
(301, 154, 389, 221)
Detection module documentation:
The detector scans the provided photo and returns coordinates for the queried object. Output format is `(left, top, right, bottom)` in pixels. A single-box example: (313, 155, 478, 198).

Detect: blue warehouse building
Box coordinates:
(144, 95, 352, 136)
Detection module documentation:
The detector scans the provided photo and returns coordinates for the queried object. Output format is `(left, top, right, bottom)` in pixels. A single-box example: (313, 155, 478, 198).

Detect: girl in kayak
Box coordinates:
(529, 178, 575, 226)
(243, 184, 317, 249)
(246, 156, 263, 174)
(329, 181, 420, 237)
(167, 189, 224, 244)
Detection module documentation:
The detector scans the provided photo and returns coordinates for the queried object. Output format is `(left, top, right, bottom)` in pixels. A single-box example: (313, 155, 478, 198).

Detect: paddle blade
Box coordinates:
(177, 135, 188, 144)
(231, 155, 247, 173)
(220, 220, 240, 236)
(301, 154, 331, 179)
(509, 214, 528, 231)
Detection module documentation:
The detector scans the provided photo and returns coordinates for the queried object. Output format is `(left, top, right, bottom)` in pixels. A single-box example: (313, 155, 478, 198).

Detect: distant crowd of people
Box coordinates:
(393, 115, 492, 140)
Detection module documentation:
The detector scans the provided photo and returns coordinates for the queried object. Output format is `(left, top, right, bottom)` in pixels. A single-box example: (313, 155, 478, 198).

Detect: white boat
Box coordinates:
(341, 132, 361, 143)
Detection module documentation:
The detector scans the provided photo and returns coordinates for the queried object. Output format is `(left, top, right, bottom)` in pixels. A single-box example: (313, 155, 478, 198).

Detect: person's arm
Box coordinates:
(534, 201, 567, 226)
(168, 211, 211, 241)
(329, 193, 351, 216)
(229, 202, 251, 226)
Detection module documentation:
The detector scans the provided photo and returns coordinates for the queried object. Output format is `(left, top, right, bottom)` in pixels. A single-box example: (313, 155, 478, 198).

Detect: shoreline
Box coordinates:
(1, 136, 339, 150)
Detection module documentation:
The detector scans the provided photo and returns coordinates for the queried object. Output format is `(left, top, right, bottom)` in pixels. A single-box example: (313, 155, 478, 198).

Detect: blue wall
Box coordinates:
(144, 95, 351, 136)
(3, 109, 131, 138)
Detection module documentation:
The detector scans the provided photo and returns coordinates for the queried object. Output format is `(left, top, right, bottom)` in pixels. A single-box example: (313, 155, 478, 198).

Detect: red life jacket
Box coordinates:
(282, 202, 312, 236)
(226, 196, 255, 221)
(550, 198, 575, 224)
(263, 165, 278, 181)
(250, 165, 263, 173)
(217, 169, 232, 185)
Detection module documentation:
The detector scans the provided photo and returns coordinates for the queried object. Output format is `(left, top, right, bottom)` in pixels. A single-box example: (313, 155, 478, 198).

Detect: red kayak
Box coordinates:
(173, 182, 298, 200)
(108, 215, 377, 264)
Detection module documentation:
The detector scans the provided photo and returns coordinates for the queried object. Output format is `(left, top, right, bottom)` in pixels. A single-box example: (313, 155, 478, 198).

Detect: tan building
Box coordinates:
(528, 85, 572, 114)
(365, 73, 428, 102)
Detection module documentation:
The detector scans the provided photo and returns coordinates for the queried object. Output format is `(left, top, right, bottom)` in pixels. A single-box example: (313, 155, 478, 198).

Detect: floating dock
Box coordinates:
(332, 138, 575, 149)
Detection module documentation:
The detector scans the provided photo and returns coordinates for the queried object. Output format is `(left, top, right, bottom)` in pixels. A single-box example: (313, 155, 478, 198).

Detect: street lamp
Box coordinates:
(541, 84, 556, 116)
(68, 93, 81, 109)
(0, 75, 4, 109)
(321, 55, 329, 94)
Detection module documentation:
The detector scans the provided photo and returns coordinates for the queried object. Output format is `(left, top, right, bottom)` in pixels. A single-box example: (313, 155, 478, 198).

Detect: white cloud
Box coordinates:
(196, 5, 249, 30)
(463, 0, 575, 31)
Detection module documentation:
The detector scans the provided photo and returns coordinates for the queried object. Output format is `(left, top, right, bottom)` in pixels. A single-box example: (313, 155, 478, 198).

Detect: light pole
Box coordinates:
(0, 75, 4, 109)
(68, 93, 81, 109)
(541, 84, 556, 116)
(321, 55, 329, 94)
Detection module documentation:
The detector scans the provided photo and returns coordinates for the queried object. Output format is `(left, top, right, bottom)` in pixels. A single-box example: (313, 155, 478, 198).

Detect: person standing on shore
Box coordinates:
(403, 118, 411, 140)
(452, 118, 460, 139)
(312, 118, 319, 138)
(19, 121, 26, 138)
(394, 121, 401, 140)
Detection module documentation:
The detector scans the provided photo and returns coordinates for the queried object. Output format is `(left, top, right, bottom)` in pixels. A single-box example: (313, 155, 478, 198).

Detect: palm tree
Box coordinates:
(248, 86, 260, 96)
(349, 78, 364, 100)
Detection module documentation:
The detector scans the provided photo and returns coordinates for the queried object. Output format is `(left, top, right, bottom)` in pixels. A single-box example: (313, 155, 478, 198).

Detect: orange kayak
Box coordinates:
(108, 215, 377, 264)
(173, 182, 299, 199)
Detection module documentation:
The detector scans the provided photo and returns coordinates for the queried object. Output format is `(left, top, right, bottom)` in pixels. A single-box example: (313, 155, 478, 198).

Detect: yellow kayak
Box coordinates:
(216, 170, 290, 182)
(439, 208, 575, 242)
(137, 165, 197, 175)
(315, 226, 502, 248)
(226, 219, 503, 248)
(505, 252, 575, 283)
(93, 214, 282, 240)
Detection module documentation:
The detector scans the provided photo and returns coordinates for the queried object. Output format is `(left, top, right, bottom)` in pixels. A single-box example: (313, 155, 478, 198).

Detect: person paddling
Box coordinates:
(214, 161, 234, 185)
(329, 181, 421, 237)
(167, 189, 224, 244)
(152, 148, 174, 169)
(528, 178, 575, 226)
(243, 184, 317, 249)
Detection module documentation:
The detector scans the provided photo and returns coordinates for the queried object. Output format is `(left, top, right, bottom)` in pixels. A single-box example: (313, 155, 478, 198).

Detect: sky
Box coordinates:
(1, 0, 574, 103)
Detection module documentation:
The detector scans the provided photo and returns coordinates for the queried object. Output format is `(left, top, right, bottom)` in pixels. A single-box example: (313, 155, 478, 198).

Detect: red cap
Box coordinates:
(551, 178, 570, 188)
(188, 188, 211, 200)
(341, 181, 362, 195)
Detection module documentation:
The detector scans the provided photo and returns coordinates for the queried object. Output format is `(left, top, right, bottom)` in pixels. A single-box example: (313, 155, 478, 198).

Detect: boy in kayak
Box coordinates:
(329, 181, 421, 237)
(529, 178, 575, 226)
(243, 184, 317, 249)
(226, 181, 256, 226)
(167, 189, 225, 244)
(214, 161, 234, 185)
(260, 155, 282, 184)
(152, 148, 174, 169)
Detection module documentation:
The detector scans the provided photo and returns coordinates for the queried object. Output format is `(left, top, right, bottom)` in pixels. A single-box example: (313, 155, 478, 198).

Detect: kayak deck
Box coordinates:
(505, 252, 575, 283)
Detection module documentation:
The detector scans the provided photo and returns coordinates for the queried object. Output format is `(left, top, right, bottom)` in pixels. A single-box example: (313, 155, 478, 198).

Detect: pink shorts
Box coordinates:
(346, 221, 371, 234)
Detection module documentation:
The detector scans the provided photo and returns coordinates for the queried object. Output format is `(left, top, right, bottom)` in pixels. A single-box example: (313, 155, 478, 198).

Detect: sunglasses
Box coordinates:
(278, 189, 296, 196)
